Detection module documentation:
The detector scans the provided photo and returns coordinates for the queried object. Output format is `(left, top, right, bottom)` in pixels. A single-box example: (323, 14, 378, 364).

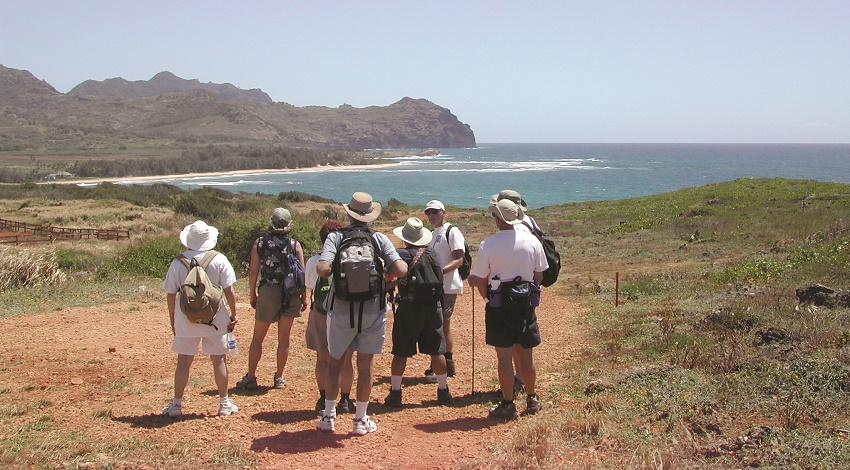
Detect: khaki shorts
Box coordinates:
(441, 294, 458, 320)
(255, 284, 302, 323)
(305, 306, 329, 354)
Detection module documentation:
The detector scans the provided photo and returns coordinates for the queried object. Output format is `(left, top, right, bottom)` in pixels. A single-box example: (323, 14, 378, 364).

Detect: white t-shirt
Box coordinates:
(470, 229, 548, 283)
(515, 213, 539, 234)
(305, 253, 321, 293)
(162, 250, 237, 337)
(429, 223, 465, 294)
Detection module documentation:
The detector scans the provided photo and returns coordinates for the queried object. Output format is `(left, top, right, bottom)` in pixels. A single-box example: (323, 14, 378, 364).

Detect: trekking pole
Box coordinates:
(471, 289, 475, 396)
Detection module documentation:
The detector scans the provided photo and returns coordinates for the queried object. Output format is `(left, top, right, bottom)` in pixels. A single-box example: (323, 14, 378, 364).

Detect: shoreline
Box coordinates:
(47, 161, 409, 185)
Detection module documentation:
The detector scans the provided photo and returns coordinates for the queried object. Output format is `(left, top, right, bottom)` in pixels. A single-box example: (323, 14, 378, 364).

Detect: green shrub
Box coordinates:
(174, 188, 234, 223)
(115, 237, 182, 277)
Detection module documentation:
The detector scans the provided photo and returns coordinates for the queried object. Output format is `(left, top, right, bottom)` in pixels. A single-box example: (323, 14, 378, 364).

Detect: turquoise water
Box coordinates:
(118, 143, 850, 209)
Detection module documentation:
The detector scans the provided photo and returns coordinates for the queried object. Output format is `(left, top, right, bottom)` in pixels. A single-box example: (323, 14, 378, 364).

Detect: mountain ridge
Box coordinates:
(0, 65, 476, 150)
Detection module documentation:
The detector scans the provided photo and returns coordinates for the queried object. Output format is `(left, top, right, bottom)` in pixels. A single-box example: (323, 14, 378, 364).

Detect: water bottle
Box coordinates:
(226, 331, 238, 357)
(489, 276, 501, 290)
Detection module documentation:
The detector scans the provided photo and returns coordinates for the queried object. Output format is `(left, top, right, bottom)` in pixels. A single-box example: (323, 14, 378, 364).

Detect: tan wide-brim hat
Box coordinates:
(490, 189, 529, 211)
(343, 191, 382, 223)
(392, 217, 433, 246)
(179, 220, 219, 251)
(489, 199, 524, 225)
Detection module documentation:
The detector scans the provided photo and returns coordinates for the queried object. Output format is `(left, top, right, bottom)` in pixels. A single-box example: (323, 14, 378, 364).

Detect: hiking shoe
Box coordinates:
(218, 399, 238, 417)
(424, 368, 437, 383)
(161, 401, 182, 417)
(351, 415, 377, 436)
(437, 387, 453, 406)
(513, 376, 526, 397)
(235, 374, 258, 390)
(337, 396, 354, 414)
(384, 388, 403, 408)
(273, 375, 287, 389)
(315, 397, 324, 413)
(446, 358, 456, 377)
(489, 401, 518, 421)
(317, 413, 336, 432)
(526, 394, 543, 415)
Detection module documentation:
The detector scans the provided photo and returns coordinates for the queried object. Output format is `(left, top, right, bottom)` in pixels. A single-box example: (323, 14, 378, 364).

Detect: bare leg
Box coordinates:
(210, 354, 229, 397)
(390, 355, 408, 377)
(355, 352, 375, 403)
(340, 349, 355, 394)
(516, 347, 536, 396)
(495, 346, 515, 401)
(246, 320, 272, 378)
(173, 354, 195, 399)
(430, 354, 448, 375)
(275, 316, 295, 378)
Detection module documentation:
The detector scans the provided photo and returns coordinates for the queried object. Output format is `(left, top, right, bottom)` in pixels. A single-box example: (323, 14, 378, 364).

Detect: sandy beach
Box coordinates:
(47, 161, 409, 185)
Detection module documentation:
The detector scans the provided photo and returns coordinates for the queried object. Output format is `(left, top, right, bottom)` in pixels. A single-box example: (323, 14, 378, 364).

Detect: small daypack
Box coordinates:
(312, 274, 332, 314)
(398, 247, 444, 305)
(176, 250, 223, 328)
(331, 225, 386, 332)
(258, 236, 306, 309)
(522, 220, 561, 287)
(332, 225, 385, 303)
(446, 224, 472, 281)
(282, 239, 307, 308)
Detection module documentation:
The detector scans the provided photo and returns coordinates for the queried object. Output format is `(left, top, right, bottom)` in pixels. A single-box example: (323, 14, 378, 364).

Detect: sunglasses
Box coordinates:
(425, 209, 441, 215)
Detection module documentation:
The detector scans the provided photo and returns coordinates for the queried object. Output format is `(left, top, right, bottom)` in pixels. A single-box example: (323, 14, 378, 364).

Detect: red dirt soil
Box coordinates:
(0, 287, 586, 468)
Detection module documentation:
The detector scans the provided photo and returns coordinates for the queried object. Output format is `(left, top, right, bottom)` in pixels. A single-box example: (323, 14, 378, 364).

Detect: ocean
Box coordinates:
(121, 143, 850, 209)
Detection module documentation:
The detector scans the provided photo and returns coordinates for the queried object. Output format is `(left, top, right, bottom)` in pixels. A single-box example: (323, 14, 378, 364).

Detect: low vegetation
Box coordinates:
(2, 177, 850, 468)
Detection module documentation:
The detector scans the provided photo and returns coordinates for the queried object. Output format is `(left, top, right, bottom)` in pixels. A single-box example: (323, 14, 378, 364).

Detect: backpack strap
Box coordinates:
(198, 250, 219, 269)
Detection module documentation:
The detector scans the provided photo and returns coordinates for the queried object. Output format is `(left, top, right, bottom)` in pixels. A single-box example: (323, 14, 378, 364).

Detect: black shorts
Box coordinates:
(484, 304, 541, 349)
(391, 302, 445, 357)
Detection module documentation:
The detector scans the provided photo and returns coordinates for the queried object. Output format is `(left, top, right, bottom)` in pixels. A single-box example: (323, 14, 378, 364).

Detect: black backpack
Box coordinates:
(398, 247, 444, 305)
(312, 273, 332, 314)
(522, 221, 560, 287)
(445, 224, 472, 281)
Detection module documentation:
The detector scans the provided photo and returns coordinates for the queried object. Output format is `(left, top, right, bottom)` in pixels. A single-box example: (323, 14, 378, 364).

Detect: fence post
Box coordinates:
(615, 272, 620, 307)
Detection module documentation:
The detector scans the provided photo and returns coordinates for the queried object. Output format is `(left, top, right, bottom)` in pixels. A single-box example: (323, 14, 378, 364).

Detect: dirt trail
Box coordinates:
(0, 286, 586, 468)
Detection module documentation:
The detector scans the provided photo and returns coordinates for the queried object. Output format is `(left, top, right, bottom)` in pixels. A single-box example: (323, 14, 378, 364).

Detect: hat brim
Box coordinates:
(392, 226, 433, 246)
(179, 225, 219, 251)
(343, 202, 382, 223)
(489, 204, 523, 225)
(490, 192, 528, 211)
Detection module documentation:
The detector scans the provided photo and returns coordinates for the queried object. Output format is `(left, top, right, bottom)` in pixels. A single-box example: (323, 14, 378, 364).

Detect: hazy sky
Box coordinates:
(2, 1, 848, 143)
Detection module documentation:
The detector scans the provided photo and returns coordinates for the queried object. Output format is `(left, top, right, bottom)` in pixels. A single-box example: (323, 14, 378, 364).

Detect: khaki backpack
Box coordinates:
(176, 250, 223, 329)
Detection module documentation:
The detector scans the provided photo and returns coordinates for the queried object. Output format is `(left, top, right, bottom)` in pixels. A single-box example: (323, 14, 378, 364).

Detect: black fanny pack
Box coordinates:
(487, 277, 541, 309)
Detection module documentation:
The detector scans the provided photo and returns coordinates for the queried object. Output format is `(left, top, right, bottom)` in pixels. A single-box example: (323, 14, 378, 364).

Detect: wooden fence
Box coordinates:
(0, 218, 130, 245)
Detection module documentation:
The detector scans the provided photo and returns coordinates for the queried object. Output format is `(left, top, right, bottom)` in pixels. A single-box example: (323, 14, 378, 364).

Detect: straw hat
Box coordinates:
(490, 189, 529, 211)
(489, 199, 523, 225)
(343, 192, 382, 223)
(179, 220, 219, 251)
(392, 217, 433, 246)
(268, 207, 293, 233)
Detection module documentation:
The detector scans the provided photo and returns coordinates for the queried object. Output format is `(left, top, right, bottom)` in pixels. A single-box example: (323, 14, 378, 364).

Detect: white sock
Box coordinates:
(437, 374, 448, 389)
(219, 396, 229, 404)
(324, 399, 337, 416)
(171, 397, 183, 405)
(355, 401, 369, 420)
(390, 375, 403, 390)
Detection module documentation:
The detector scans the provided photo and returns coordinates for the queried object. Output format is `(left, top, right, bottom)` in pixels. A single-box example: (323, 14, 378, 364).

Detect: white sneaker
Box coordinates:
(317, 413, 336, 432)
(162, 401, 182, 417)
(351, 415, 377, 436)
(218, 399, 238, 416)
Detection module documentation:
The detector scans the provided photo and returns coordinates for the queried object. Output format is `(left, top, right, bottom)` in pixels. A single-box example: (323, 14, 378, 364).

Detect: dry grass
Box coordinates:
(0, 246, 66, 290)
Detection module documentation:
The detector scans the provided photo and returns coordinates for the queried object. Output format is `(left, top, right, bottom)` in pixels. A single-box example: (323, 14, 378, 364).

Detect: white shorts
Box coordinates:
(171, 334, 228, 356)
